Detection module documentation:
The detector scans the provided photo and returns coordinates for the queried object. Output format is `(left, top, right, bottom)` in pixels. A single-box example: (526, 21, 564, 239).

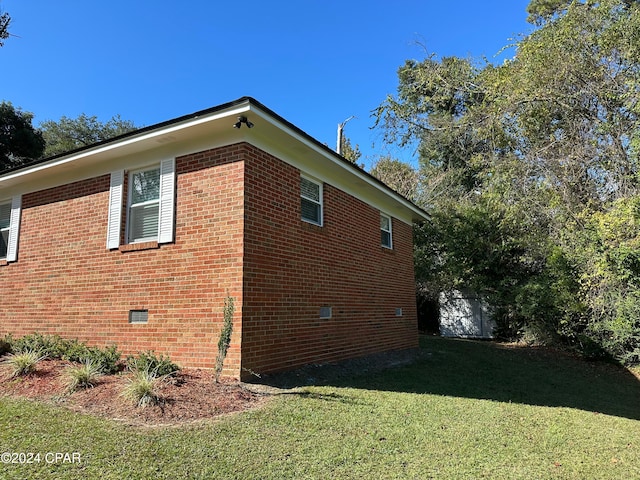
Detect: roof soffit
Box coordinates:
(0, 98, 428, 222)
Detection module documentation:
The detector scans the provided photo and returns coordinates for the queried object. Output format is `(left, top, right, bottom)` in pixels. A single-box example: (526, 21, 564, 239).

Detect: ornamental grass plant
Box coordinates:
(120, 369, 163, 408)
(1, 349, 45, 378)
(62, 359, 103, 392)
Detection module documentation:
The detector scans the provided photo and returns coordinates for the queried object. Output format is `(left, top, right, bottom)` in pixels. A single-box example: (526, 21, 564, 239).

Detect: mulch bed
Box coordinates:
(0, 348, 426, 427)
(0, 359, 269, 427)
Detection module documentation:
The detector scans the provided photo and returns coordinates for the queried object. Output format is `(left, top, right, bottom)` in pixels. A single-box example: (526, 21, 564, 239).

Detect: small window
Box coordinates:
(319, 306, 332, 319)
(0, 202, 10, 259)
(395, 308, 403, 317)
(301, 176, 323, 226)
(381, 214, 393, 249)
(127, 166, 161, 243)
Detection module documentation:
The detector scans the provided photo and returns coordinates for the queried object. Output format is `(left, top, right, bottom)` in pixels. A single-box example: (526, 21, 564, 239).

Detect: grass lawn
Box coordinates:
(1, 336, 640, 479)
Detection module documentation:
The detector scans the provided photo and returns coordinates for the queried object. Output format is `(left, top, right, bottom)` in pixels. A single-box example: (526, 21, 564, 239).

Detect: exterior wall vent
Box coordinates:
(129, 309, 148, 324)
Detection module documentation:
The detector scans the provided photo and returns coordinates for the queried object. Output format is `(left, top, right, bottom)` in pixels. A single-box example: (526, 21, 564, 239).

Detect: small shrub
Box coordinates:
(519, 322, 559, 347)
(10, 334, 121, 373)
(1, 350, 45, 377)
(0, 335, 12, 357)
(84, 345, 121, 375)
(575, 334, 612, 362)
(10, 334, 122, 374)
(121, 369, 162, 407)
(60, 338, 92, 363)
(63, 360, 102, 392)
(126, 351, 179, 377)
(60, 340, 122, 374)
(11, 333, 65, 357)
(215, 296, 235, 383)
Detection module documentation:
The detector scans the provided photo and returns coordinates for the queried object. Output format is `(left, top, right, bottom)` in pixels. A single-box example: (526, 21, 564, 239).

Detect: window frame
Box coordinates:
(300, 175, 323, 226)
(107, 158, 175, 250)
(126, 165, 162, 244)
(381, 213, 393, 249)
(0, 201, 11, 259)
(0, 195, 21, 262)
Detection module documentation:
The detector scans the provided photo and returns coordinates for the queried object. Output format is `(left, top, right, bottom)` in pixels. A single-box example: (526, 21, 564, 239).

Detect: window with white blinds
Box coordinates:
(301, 175, 322, 226)
(128, 166, 161, 243)
(107, 158, 175, 248)
(0, 196, 21, 261)
(0, 202, 11, 259)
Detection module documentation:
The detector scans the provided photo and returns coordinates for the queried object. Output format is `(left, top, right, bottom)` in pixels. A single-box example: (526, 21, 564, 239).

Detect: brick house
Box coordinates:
(0, 97, 428, 379)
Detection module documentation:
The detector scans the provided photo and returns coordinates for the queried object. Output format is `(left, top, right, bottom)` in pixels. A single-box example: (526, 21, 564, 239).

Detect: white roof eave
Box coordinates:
(0, 98, 429, 223)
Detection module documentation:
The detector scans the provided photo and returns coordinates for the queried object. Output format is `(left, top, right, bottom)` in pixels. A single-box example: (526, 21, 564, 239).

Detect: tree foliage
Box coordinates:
(0, 102, 45, 171)
(40, 114, 137, 158)
(0, 8, 10, 47)
(526, 0, 573, 25)
(377, 0, 640, 364)
(496, 0, 640, 208)
(340, 136, 362, 165)
(370, 156, 419, 201)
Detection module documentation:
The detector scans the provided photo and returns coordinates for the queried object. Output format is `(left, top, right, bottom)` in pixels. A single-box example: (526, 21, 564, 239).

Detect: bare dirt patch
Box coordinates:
(0, 359, 270, 427)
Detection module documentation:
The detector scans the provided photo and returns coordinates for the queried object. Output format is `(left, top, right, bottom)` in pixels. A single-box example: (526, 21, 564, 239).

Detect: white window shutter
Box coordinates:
(107, 170, 124, 249)
(158, 158, 175, 244)
(6, 195, 21, 262)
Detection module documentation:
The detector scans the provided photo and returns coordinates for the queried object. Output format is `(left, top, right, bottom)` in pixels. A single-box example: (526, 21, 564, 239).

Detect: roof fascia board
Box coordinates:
(0, 100, 252, 186)
(0, 96, 428, 222)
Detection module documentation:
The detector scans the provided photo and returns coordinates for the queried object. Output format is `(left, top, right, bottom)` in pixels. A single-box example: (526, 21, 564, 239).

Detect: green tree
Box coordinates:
(0, 8, 10, 47)
(374, 54, 503, 203)
(341, 137, 362, 164)
(526, 0, 573, 25)
(379, 0, 640, 211)
(493, 0, 640, 357)
(369, 156, 419, 202)
(492, 0, 640, 210)
(40, 113, 137, 157)
(0, 102, 45, 171)
(376, 0, 640, 362)
(564, 199, 640, 363)
(527, 0, 639, 25)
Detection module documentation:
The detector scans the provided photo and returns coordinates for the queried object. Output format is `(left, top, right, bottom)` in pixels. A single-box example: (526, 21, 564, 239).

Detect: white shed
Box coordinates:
(439, 290, 495, 339)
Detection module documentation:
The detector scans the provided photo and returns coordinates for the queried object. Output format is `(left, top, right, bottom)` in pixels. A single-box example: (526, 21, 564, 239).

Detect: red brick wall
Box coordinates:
(0, 145, 245, 375)
(0, 142, 418, 379)
(241, 146, 418, 377)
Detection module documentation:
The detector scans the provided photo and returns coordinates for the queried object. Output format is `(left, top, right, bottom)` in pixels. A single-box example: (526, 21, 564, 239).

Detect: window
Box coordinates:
(128, 166, 161, 243)
(301, 176, 322, 225)
(0, 202, 10, 259)
(107, 158, 175, 249)
(0, 196, 21, 262)
(381, 213, 393, 249)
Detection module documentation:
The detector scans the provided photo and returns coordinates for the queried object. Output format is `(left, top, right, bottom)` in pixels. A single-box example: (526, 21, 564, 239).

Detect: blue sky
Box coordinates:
(1, 1, 532, 169)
